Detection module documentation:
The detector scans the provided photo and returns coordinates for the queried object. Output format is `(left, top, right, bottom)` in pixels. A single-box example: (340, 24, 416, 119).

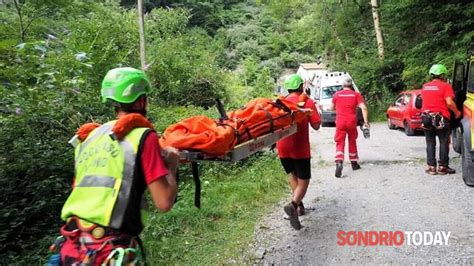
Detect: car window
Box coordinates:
(404, 94, 411, 104)
(394, 94, 404, 106)
(321, 85, 342, 99)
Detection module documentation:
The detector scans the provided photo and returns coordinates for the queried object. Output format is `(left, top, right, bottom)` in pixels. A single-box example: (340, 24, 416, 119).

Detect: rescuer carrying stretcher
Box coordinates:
(276, 74, 321, 230)
(49, 67, 180, 265)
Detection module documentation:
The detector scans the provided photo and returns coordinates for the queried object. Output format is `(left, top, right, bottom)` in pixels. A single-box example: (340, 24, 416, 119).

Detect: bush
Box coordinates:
(280, 51, 313, 68)
(147, 29, 228, 108)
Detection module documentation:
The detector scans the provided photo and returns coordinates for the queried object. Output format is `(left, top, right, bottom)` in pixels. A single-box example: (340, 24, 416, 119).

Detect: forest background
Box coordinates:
(1, 0, 473, 264)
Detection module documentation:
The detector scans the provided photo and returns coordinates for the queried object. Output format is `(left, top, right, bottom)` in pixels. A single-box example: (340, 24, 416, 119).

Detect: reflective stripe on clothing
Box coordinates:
(334, 120, 359, 162)
(76, 175, 116, 188)
(62, 121, 149, 229)
(110, 139, 136, 229)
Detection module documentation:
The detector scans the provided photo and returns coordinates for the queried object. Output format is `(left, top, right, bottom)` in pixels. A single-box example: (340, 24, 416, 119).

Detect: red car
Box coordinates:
(386, 89, 423, 136)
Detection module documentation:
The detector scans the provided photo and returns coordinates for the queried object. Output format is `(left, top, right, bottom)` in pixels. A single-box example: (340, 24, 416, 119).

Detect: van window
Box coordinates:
(321, 85, 342, 99)
(468, 61, 474, 93)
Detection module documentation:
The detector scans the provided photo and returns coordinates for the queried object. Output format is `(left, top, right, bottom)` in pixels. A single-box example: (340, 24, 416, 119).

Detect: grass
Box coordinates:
(368, 103, 389, 122)
(142, 151, 288, 264)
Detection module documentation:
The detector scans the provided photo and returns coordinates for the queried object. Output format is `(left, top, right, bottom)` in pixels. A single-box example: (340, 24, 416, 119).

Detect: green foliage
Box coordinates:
(0, 2, 139, 259)
(240, 56, 259, 87)
(142, 152, 288, 264)
(147, 28, 228, 108)
(253, 67, 275, 98)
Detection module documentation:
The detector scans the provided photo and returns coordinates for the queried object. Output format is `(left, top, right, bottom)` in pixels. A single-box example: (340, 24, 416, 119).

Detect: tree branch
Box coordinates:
(22, 6, 53, 37)
(352, 0, 365, 13)
(322, 0, 350, 64)
(13, 0, 25, 42)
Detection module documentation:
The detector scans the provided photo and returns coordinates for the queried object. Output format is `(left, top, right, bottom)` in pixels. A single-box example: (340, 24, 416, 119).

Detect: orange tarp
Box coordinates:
(159, 97, 308, 156)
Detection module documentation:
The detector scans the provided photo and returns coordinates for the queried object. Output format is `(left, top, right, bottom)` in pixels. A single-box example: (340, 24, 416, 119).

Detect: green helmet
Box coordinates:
(101, 67, 151, 104)
(284, 74, 304, 90)
(429, 64, 448, 76)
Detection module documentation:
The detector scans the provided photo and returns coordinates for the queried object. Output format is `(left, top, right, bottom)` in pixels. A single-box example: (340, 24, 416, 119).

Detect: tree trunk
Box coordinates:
(370, 0, 385, 60)
(322, 0, 350, 64)
(137, 0, 147, 70)
(13, 0, 25, 42)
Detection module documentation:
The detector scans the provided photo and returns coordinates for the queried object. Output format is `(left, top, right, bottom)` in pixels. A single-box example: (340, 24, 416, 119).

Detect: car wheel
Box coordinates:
(404, 121, 415, 136)
(452, 127, 462, 154)
(461, 132, 474, 186)
(387, 117, 396, 129)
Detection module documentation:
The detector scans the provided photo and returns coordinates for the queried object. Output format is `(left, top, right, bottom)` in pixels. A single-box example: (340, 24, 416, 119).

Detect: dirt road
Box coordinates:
(253, 123, 473, 264)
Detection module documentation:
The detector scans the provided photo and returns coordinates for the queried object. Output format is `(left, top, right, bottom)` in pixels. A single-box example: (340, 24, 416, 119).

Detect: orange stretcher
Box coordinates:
(159, 97, 308, 208)
(159, 96, 308, 158)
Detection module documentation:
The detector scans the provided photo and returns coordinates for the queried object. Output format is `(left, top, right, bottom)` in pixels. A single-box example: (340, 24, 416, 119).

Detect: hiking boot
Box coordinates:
(351, 161, 361, 170)
(335, 162, 343, 178)
(283, 202, 301, 230)
(425, 165, 437, 175)
(297, 201, 305, 216)
(438, 166, 455, 175)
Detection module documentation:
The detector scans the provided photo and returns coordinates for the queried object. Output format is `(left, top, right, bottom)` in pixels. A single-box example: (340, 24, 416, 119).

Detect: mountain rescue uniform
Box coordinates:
(51, 67, 179, 265)
(277, 92, 320, 230)
(276, 93, 321, 178)
(59, 122, 169, 265)
(421, 79, 455, 172)
(332, 89, 365, 162)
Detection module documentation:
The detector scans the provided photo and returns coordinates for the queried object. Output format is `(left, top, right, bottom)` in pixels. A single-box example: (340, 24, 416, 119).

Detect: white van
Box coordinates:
(313, 71, 363, 126)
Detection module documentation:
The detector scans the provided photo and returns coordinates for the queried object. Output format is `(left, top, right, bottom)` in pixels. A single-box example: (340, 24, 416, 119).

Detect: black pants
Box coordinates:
(424, 127, 450, 167)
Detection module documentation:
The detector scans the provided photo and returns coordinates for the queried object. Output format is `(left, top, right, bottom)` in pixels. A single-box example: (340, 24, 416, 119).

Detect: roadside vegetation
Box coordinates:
(1, 0, 473, 264)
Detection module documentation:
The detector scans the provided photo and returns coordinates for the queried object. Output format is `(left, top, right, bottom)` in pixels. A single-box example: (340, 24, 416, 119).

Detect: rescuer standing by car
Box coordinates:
(331, 78, 369, 178)
(420, 64, 462, 175)
(276, 74, 321, 230)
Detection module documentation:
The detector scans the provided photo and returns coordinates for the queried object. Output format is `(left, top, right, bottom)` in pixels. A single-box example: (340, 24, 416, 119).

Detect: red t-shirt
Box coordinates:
(276, 93, 320, 159)
(332, 89, 364, 123)
(141, 131, 169, 185)
(421, 79, 455, 118)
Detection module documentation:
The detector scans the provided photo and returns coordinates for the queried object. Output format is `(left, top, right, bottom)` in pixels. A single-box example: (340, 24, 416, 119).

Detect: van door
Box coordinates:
(451, 61, 466, 152)
(452, 61, 466, 112)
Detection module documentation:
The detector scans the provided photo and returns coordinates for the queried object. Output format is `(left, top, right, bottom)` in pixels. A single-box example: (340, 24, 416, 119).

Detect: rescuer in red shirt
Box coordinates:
(421, 64, 461, 175)
(276, 74, 321, 230)
(331, 78, 369, 178)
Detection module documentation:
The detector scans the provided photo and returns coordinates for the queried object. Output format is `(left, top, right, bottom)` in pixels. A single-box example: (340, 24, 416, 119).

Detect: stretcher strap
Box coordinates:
(216, 121, 240, 146)
(260, 107, 274, 133)
(191, 162, 201, 209)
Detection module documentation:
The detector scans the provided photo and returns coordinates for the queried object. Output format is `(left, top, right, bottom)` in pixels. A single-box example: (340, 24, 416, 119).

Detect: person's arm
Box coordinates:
(148, 148, 179, 212)
(306, 99, 321, 130)
(356, 93, 369, 127)
(329, 95, 336, 111)
(444, 84, 461, 118)
(310, 118, 321, 131)
(358, 102, 369, 127)
(445, 97, 461, 118)
(141, 132, 179, 212)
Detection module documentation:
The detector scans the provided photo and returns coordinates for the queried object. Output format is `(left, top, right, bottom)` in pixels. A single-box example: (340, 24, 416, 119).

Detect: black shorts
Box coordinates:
(280, 158, 311, 180)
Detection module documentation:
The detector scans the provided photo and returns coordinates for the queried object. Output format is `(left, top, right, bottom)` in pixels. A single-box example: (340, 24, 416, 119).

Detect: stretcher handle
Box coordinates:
(215, 98, 228, 121)
(191, 162, 201, 209)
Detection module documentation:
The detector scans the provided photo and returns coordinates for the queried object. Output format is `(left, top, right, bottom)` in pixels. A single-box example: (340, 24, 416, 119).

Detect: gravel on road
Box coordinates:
(252, 123, 473, 265)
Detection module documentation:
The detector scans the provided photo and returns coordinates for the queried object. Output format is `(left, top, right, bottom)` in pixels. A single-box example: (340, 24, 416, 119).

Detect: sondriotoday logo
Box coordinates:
(337, 231, 451, 246)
